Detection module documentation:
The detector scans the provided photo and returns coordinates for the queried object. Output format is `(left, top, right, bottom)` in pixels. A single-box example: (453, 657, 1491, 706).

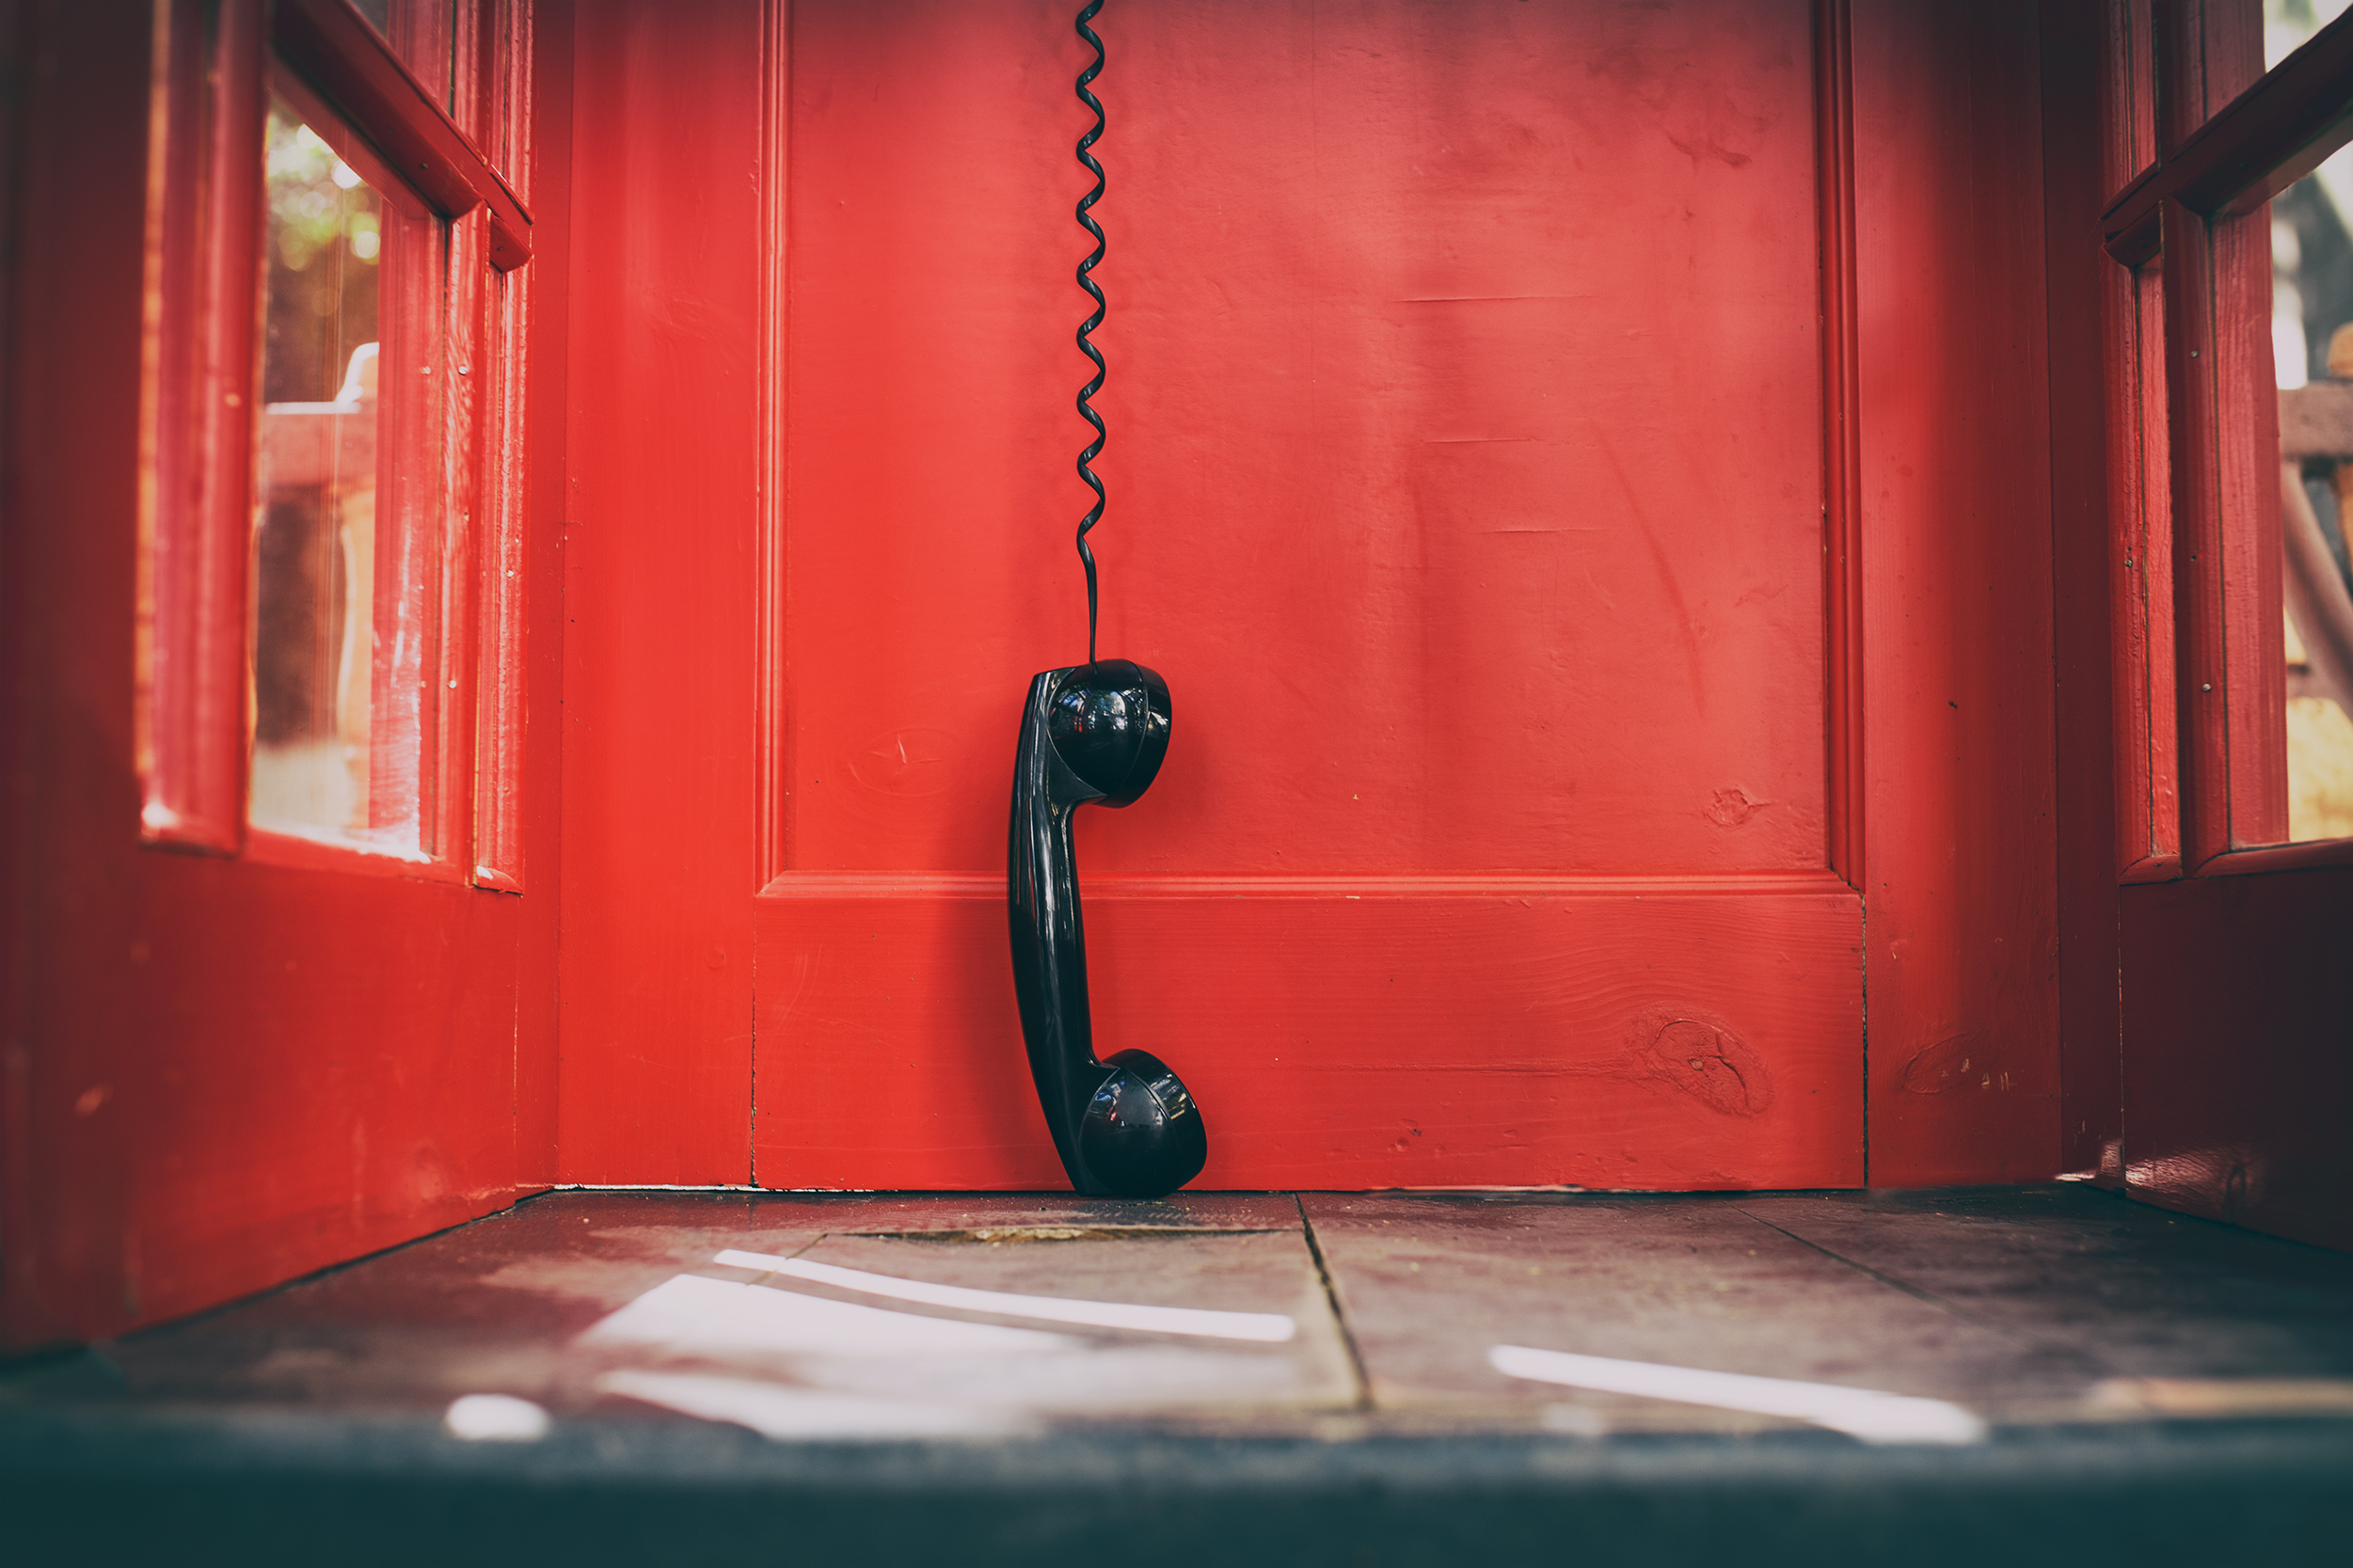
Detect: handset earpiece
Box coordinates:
(1008, 659, 1203, 1197)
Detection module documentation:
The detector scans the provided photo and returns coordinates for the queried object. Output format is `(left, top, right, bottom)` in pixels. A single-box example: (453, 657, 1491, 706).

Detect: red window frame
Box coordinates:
(2101, 0, 2353, 879)
(137, 0, 532, 889)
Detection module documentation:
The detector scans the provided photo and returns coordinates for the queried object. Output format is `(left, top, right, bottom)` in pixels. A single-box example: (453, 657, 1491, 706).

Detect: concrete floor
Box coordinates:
(5, 1184, 2351, 1564)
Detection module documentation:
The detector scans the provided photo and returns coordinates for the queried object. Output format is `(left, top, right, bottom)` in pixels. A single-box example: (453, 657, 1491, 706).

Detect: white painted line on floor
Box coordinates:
(714, 1249, 1299, 1342)
(1488, 1344, 1988, 1446)
(597, 1370, 1026, 1440)
(580, 1272, 1074, 1357)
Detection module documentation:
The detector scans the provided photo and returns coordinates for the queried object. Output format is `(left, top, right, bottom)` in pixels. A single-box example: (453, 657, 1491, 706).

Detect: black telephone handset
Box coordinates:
(1008, 658, 1205, 1198)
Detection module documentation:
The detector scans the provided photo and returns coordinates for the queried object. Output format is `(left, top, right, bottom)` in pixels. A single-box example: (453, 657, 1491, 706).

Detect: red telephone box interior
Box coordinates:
(3, 0, 2349, 1354)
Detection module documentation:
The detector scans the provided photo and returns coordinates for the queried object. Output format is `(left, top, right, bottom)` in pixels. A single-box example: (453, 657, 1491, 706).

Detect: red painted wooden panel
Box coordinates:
(757, 0, 1855, 1191)
(1851, 0, 2061, 1185)
(57, 864, 522, 1331)
(515, 0, 572, 1188)
(2043, 0, 2124, 1180)
(0, 0, 159, 1346)
(557, 0, 763, 1182)
(784, 0, 1830, 881)
(756, 878, 1863, 1191)
(2164, 195, 2291, 866)
(2121, 866, 2353, 1251)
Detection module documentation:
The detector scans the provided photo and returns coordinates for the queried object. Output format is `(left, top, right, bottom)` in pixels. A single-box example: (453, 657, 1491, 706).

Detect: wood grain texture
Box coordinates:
(558, 0, 763, 1182)
(2105, 0, 2157, 199)
(2159, 0, 2264, 157)
(755, 879, 1863, 1192)
(2118, 260, 2181, 875)
(1851, 0, 2061, 1184)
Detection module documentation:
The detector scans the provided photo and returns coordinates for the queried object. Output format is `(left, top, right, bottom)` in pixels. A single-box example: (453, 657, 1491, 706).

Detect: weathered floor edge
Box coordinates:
(3, 1404, 2346, 1568)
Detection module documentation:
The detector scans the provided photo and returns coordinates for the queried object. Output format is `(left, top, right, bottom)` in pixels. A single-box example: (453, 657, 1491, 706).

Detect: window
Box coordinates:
(2103, 0, 2353, 873)
(251, 71, 442, 850)
(138, 0, 532, 886)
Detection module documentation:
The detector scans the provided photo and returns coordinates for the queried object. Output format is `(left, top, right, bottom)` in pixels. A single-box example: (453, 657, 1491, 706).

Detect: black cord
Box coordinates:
(1074, 0, 1107, 666)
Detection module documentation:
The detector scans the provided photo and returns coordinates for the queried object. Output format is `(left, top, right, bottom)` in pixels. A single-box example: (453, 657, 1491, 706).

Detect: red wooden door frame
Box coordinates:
(2045, 0, 2353, 1249)
(0, 0, 566, 1350)
(1849, 0, 2063, 1185)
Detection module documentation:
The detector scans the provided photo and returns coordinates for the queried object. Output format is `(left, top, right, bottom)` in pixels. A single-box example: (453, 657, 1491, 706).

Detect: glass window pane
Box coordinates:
(251, 77, 442, 852)
(2272, 143, 2353, 842)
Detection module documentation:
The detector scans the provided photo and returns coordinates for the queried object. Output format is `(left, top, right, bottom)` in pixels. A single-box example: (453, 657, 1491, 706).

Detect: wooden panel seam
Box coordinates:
(1815, 0, 1863, 893)
(755, 0, 788, 890)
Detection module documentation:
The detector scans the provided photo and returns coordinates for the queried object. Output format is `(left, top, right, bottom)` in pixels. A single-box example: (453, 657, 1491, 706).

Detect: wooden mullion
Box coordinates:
(490, 0, 533, 210)
(2106, 0, 2353, 263)
(2161, 198, 2234, 869)
(2155, 0, 2202, 158)
(450, 0, 485, 146)
(2106, 0, 2159, 204)
(2210, 205, 2287, 847)
(274, 0, 532, 270)
(138, 0, 266, 852)
(387, 0, 452, 116)
(468, 0, 532, 892)
(2137, 261, 2183, 868)
(433, 206, 489, 869)
(471, 245, 528, 893)
(2111, 255, 2182, 878)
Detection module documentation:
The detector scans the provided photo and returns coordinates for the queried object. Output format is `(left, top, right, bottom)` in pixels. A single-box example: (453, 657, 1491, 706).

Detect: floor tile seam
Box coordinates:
(1728, 1204, 2105, 1368)
(1295, 1196, 1376, 1414)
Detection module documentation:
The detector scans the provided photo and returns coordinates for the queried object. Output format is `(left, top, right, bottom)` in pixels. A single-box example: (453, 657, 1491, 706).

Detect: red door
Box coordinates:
(0, 0, 555, 1346)
(548, 2, 2059, 1196)
(747, 0, 1868, 1190)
